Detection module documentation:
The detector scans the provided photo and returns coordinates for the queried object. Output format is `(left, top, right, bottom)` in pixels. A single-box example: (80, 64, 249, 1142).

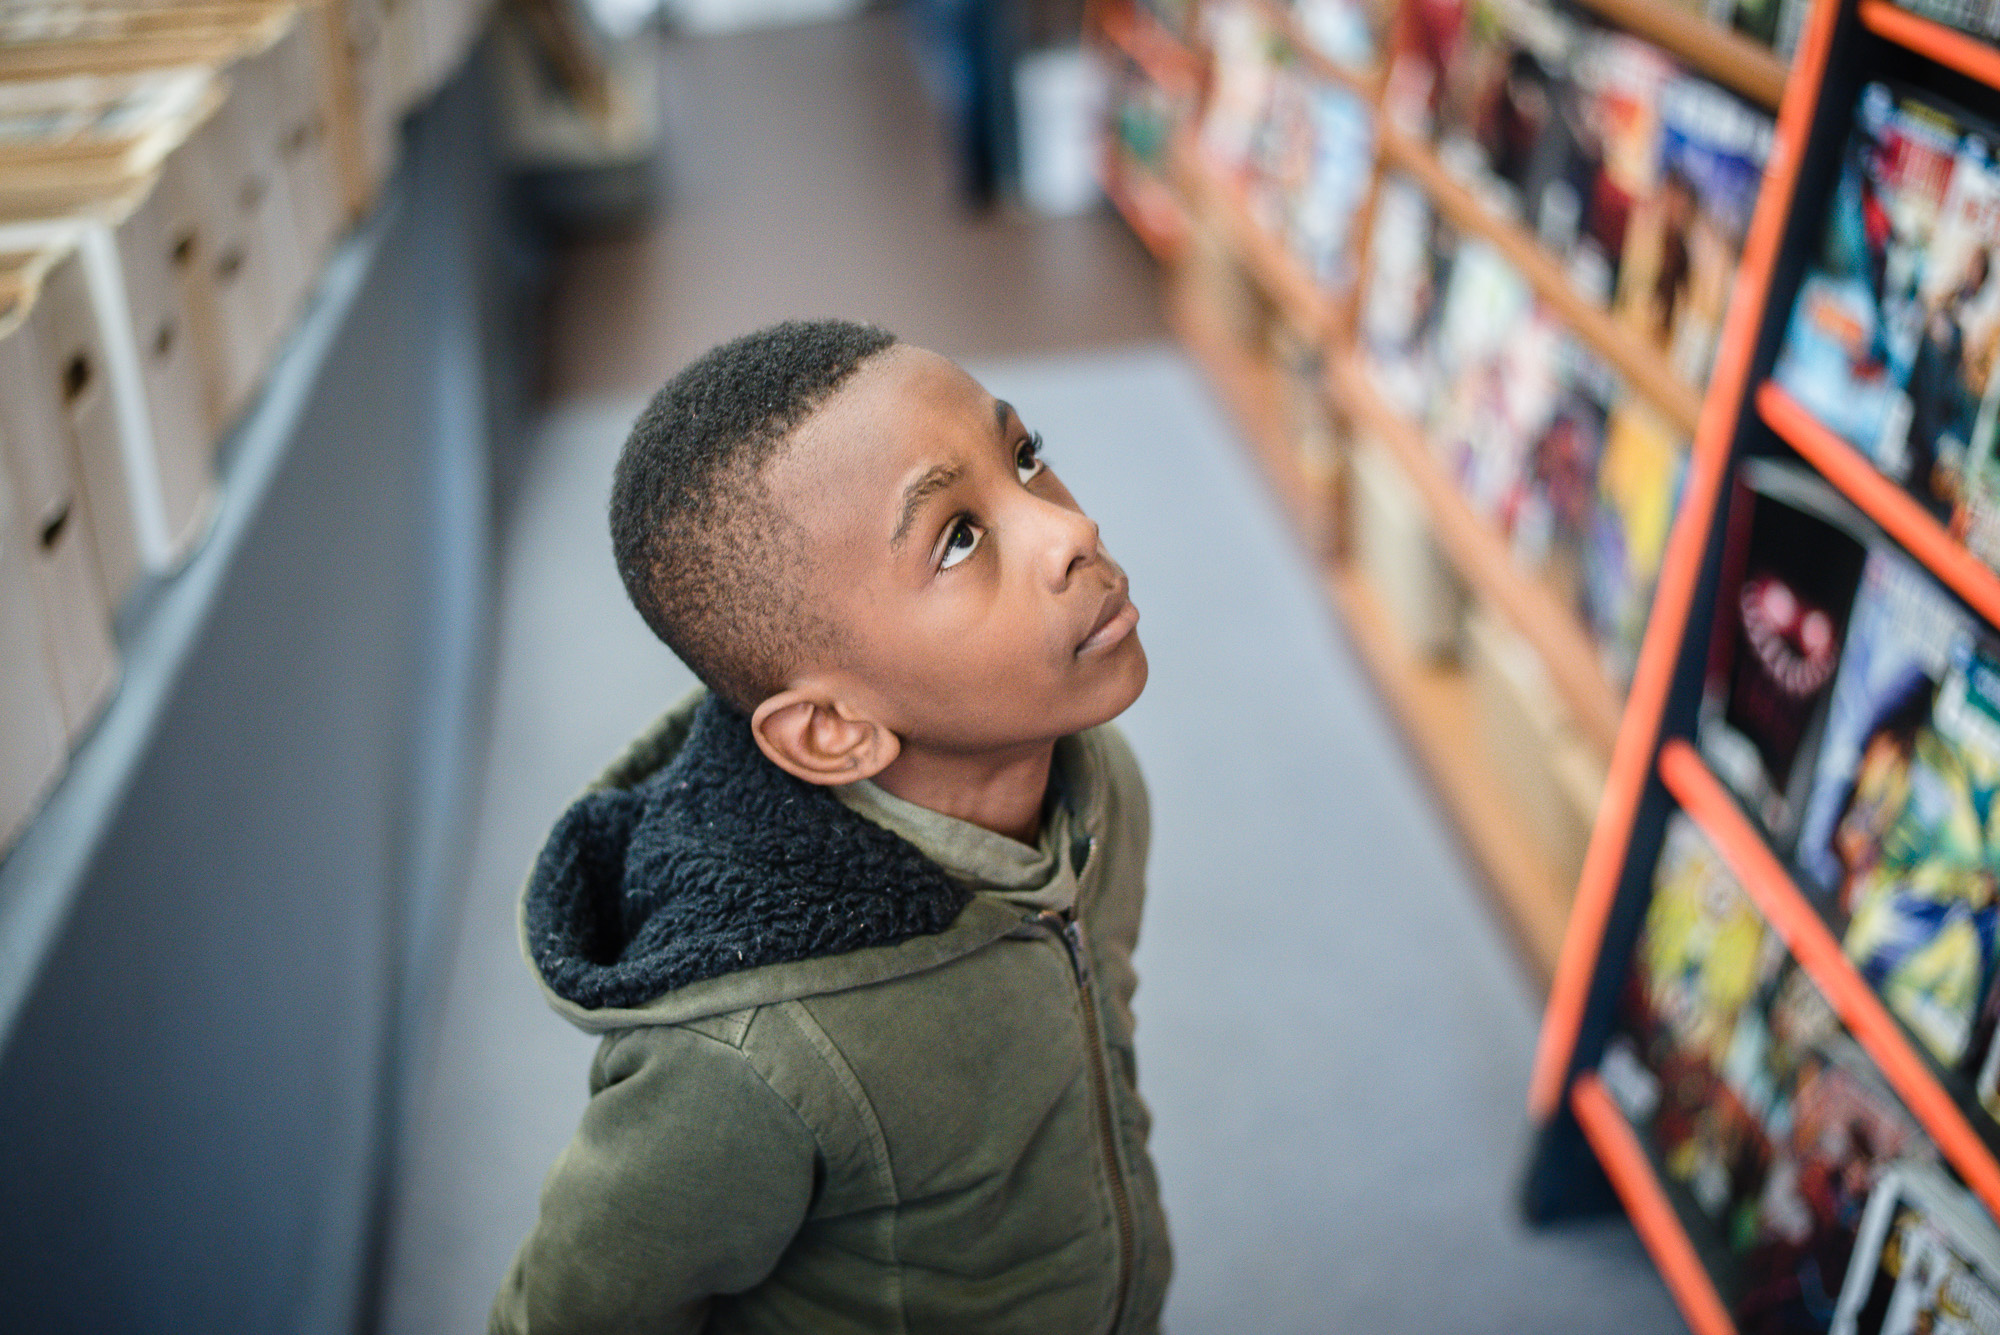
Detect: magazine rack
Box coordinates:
(1522, 0, 2000, 1327)
(1090, 0, 1801, 989)
(1093, 0, 2000, 1324)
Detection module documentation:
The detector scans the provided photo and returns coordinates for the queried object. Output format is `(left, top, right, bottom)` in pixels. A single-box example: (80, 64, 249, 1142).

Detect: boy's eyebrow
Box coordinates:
(891, 463, 963, 550)
(994, 398, 1013, 434)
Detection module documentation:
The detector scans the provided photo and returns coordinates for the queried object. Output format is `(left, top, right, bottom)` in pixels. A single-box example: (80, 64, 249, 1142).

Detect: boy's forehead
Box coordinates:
(778, 347, 1000, 490)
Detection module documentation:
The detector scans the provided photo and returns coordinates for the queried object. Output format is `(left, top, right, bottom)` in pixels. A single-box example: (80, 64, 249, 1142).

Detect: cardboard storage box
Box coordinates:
(1350, 438, 1465, 662)
(0, 460, 69, 858)
(0, 265, 120, 741)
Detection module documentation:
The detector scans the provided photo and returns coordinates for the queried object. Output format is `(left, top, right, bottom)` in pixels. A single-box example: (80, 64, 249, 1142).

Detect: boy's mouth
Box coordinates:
(1077, 581, 1139, 656)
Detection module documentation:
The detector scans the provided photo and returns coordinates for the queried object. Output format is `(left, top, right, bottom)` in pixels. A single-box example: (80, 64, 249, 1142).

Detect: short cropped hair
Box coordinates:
(610, 319, 899, 710)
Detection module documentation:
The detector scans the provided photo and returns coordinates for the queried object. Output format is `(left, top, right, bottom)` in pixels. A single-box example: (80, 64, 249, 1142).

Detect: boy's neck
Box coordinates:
(869, 740, 1056, 847)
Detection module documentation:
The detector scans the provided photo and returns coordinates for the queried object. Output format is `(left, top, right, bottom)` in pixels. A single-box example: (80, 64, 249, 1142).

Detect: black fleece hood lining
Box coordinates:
(525, 696, 975, 1010)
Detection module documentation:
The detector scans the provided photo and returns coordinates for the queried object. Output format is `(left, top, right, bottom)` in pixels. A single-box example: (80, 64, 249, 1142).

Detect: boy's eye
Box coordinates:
(939, 516, 983, 570)
(1015, 431, 1045, 484)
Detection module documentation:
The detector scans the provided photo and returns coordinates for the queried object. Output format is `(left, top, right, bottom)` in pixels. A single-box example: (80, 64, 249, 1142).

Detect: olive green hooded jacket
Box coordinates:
(490, 691, 1171, 1334)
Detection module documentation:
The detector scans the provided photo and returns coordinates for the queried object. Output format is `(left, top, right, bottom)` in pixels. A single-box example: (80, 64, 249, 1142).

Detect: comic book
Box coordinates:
(1698, 461, 1872, 852)
(1427, 234, 1546, 498)
(1380, 0, 1467, 136)
(1288, 81, 1376, 288)
(1734, 971, 1941, 1325)
(1773, 82, 2000, 578)
(1613, 74, 1773, 385)
(1511, 333, 1617, 591)
(1361, 173, 1456, 416)
(1832, 1162, 2000, 1334)
(1569, 31, 1678, 295)
(1293, 0, 1383, 70)
(1429, 0, 1586, 235)
(1793, 548, 2000, 1066)
(1200, 4, 1279, 172)
(1581, 401, 1688, 688)
(1632, 812, 1787, 1069)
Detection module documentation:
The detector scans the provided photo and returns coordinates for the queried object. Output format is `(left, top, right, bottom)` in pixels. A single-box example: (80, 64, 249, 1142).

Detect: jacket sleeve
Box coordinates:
(489, 1021, 818, 1335)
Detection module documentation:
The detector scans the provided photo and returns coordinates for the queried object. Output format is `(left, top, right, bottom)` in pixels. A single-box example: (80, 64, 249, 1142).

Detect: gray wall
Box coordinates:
(0, 57, 536, 1335)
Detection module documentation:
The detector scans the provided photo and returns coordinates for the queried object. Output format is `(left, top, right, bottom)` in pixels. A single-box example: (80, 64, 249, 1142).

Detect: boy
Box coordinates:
(491, 320, 1171, 1334)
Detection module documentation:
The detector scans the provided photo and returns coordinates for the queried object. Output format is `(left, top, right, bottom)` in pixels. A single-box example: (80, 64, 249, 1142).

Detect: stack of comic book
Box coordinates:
(1358, 173, 1691, 687)
(1382, 0, 1773, 386)
(1605, 812, 2000, 1330)
(1773, 81, 2000, 575)
(1695, 458, 2000, 1126)
(1200, 4, 1377, 288)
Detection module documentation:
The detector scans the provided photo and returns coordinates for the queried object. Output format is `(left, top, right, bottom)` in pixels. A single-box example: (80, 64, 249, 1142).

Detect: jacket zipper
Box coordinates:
(1034, 906, 1135, 1334)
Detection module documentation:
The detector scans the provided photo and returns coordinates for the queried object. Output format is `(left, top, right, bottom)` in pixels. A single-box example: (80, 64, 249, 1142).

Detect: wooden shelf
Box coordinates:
(1098, 0, 1204, 101)
(1570, 1073, 1741, 1335)
(1171, 131, 1339, 342)
(1859, 0, 2000, 89)
(1757, 382, 2000, 631)
(1658, 738, 2000, 1220)
(1245, 0, 1385, 100)
(1328, 566, 1574, 988)
(1569, 0, 1789, 109)
(1379, 125, 1707, 438)
(1102, 153, 1193, 264)
(1331, 351, 1626, 752)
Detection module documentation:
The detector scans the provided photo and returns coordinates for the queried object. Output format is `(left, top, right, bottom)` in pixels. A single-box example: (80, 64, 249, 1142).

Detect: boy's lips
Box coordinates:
(1077, 582, 1139, 655)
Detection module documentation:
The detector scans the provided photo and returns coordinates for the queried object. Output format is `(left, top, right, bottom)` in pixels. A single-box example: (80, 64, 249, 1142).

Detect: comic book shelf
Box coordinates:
(1098, 0, 2000, 1325)
(1520, 0, 2000, 1326)
(1088, 0, 1797, 988)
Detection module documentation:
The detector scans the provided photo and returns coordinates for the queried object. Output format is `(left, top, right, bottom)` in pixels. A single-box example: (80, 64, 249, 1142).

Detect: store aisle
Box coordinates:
(379, 344, 1681, 1333)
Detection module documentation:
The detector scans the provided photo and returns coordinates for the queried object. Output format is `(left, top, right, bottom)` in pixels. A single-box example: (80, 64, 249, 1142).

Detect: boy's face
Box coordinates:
(765, 345, 1146, 754)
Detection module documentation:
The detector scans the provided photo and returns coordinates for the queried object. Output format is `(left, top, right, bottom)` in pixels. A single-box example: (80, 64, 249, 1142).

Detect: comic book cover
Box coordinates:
(1698, 461, 1871, 852)
(1426, 235, 1548, 508)
(1569, 31, 1677, 294)
(1289, 81, 1376, 288)
(1793, 548, 2000, 1066)
(1632, 812, 1787, 1068)
(1832, 1162, 2000, 1334)
(1737, 972, 1939, 1328)
(1293, 0, 1384, 70)
(1430, 0, 1586, 234)
(1614, 74, 1773, 384)
(1200, 4, 1279, 172)
(1381, 0, 1467, 136)
(1771, 84, 1998, 521)
(1510, 333, 1616, 590)
(1581, 401, 1688, 689)
(1361, 174, 1456, 416)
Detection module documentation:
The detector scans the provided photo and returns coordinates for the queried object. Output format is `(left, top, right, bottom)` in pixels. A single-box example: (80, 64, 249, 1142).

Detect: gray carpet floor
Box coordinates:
(377, 344, 1682, 1333)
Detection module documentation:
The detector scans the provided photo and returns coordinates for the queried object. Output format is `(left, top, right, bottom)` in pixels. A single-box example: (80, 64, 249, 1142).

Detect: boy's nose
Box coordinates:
(1039, 500, 1101, 590)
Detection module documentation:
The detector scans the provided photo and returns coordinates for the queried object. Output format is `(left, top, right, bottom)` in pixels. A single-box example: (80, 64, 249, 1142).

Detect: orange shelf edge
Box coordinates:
(1569, 0, 1789, 108)
(1571, 1073, 1740, 1335)
(1658, 739, 2000, 1220)
(1101, 154, 1193, 264)
(1859, 0, 2000, 88)
(1758, 382, 2000, 630)
(1527, 0, 1845, 1121)
(1098, 0, 1204, 101)
(1378, 125, 1707, 436)
(1329, 352, 1626, 752)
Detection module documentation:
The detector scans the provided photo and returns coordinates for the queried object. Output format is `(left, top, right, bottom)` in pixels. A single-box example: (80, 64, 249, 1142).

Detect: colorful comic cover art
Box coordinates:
(1796, 549, 2000, 1067)
(1581, 400, 1688, 688)
(1775, 82, 2000, 577)
(1832, 1163, 2000, 1335)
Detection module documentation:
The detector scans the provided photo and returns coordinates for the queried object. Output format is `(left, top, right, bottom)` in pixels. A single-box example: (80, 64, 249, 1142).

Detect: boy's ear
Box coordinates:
(750, 688, 900, 786)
